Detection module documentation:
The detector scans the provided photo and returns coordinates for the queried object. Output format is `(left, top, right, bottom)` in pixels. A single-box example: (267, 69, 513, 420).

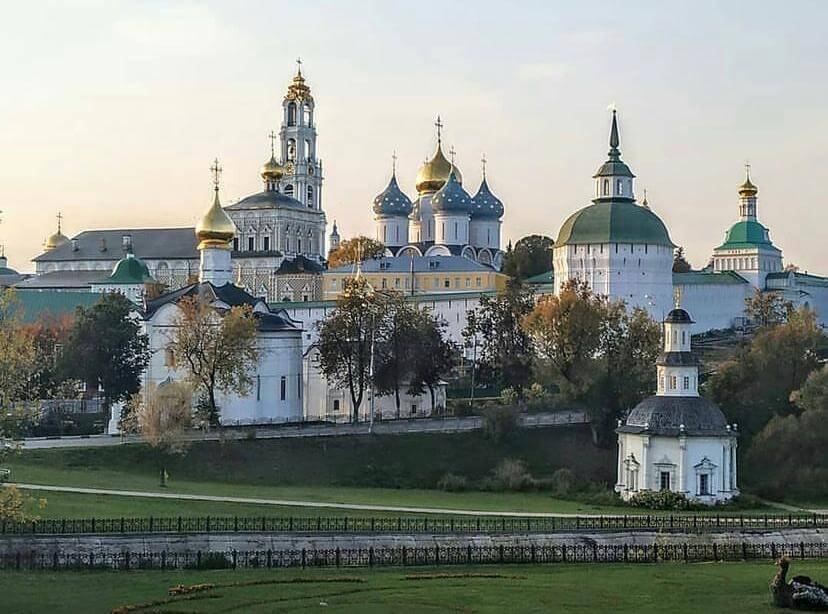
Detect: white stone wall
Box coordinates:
(433, 213, 470, 246)
(616, 432, 738, 504)
(552, 242, 674, 321)
(142, 302, 304, 425)
(469, 219, 501, 251)
(678, 282, 753, 332)
(376, 216, 410, 248)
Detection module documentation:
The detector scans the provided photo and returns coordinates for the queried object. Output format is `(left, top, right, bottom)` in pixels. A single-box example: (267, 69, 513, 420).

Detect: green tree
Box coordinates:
(372, 294, 419, 418)
(672, 247, 692, 273)
(327, 236, 386, 269)
(501, 234, 554, 280)
(407, 310, 457, 413)
(59, 293, 150, 407)
(745, 364, 828, 500)
(464, 279, 535, 394)
(706, 306, 824, 438)
(168, 295, 260, 427)
(316, 278, 384, 422)
(744, 288, 793, 328)
(522, 280, 660, 445)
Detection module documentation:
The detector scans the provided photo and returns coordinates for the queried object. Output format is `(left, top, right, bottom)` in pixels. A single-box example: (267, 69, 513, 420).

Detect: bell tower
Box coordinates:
(280, 59, 323, 213)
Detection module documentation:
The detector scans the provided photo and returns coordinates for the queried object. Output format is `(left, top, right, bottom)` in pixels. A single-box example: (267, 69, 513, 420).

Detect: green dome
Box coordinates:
(556, 201, 675, 247)
(105, 254, 153, 284)
(716, 220, 779, 251)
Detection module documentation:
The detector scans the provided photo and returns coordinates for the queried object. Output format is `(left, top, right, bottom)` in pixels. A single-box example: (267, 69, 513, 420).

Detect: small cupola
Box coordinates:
(593, 109, 636, 203)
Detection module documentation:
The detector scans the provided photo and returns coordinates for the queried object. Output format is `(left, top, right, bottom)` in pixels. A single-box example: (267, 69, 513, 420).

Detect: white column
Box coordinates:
(678, 437, 686, 494)
(199, 247, 233, 286)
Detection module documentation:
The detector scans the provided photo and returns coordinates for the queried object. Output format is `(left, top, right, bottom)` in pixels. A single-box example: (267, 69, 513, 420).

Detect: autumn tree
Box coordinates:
(327, 236, 386, 269)
(133, 380, 193, 486)
(0, 290, 43, 520)
(316, 278, 384, 422)
(463, 279, 535, 394)
(168, 296, 260, 426)
(672, 247, 692, 273)
(372, 294, 419, 418)
(24, 314, 77, 400)
(59, 293, 150, 407)
(744, 288, 793, 328)
(522, 280, 661, 444)
(501, 234, 554, 280)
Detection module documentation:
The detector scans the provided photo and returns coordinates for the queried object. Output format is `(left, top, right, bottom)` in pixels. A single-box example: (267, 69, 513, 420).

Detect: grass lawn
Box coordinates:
(6, 429, 781, 518)
(3, 561, 823, 613)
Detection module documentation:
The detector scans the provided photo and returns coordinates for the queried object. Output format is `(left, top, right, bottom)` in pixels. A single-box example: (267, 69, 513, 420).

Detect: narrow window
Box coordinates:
(263, 236, 270, 251)
(333, 399, 340, 411)
(603, 179, 609, 195)
(256, 375, 261, 401)
(280, 376, 286, 401)
(297, 374, 302, 399)
(683, 376, 689, 390)
(233, 238, 239, 251)
(248, 237, 255, 251)
(660, 471, 671, 491)
(699, 474, 710, 496)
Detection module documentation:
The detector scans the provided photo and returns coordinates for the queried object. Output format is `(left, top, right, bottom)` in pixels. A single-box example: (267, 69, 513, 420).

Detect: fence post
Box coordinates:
(476, 518, 480, 532)
(683, 543, 688, 562)
(593, 544, 598, 562)
(149, 516, 153, 532)
(290, 517, 294, 532)
(467, 544, 472, 565)
(742, 542, 748, 561)
(301, 548, 306, 569)
(178, 516, 182, 532)
(499, 544, 504, 564)
(562, 544, 566, 563)
(624, 543, 629, 562)
(402, 546, 406, 566)
(197, 550, 202, 568)
(653, 544, 658, 562)
(268, 549, 273, 568)
(397, 517, 402, 532)
(206, 516, 211, 533)
(53, 552, 58, 571)
(233, 549, 237, 569)
(234, 516, 238, 532)
(713, 543, 718, 562)
(531, 544, 536, 564)
(800, 542, 805, 559)
(771, 543, 777, 560)
(161, 551, 166, 570)
(125, 550, 130, 571)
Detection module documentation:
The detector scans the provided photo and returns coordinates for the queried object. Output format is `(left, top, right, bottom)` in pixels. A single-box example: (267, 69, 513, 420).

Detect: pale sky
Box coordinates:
(1, 1, 827, 273)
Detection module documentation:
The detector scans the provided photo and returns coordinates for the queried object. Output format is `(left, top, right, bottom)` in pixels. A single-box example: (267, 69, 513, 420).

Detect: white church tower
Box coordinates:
(280, 61, 323, 215)
(196, 159, 237, 286)
(615, 296, 739, 505)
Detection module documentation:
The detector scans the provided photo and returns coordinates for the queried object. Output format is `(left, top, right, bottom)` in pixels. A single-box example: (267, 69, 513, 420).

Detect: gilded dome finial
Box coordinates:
(196, 158, 237, 250)
(739, 161, 758, 197)
(435, 115, 443, 145)
(481, 153, 487, 180)
(43, 211, 69, 250)
(392, 150, 397, 177)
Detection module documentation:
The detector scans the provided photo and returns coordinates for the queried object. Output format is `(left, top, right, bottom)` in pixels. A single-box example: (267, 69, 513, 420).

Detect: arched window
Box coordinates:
(307, 185, 313, 206)
(284, 184, 294, 196)
(603, 179, 609, 195)
(287, 139, 296, 161)
(305, 139, 312, 160)
(287, 103, 297, 126)
(617, 179, 623, 194)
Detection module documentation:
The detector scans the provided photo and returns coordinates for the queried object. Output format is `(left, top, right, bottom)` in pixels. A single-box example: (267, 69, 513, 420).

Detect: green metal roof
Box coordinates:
(11, 290, 102, 323)
(673, 271, 749, 285)
(102, 255, 154, 284)
(715, 220, 780, 252)
(766, 271, 828, 288)
(556, 201, 675, 247)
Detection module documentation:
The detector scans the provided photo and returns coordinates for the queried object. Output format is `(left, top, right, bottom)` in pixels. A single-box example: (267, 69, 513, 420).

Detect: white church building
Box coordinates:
(615, 301, 739, 504)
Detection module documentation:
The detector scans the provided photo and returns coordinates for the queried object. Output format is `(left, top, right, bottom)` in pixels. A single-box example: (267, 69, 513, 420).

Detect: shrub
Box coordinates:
(436, 472, 468, 492)
(628, 490, 697, 511)
(490, 458, 535, 491)
(501, 387, 519, 405)
(549, 468, 575, 496)
(482, 405, 518, 444)
(192, 552, 232, 570)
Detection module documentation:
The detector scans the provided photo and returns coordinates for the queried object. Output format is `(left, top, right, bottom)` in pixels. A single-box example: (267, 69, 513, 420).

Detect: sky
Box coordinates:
(1, 0, 827, 273)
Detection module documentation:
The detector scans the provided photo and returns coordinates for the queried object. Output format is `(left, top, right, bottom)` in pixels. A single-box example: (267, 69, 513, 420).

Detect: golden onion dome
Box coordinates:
(261, 155, 284, 180)
(739, 176, 758, 197)
(415, 143, 462, 194)
(195, 189, 237, 250)
(43, 230, 69, 251)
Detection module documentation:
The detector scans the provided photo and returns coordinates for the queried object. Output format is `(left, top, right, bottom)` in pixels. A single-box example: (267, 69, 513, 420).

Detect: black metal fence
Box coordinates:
(3, 542, 827, 571)
(2, 513, 827, 536)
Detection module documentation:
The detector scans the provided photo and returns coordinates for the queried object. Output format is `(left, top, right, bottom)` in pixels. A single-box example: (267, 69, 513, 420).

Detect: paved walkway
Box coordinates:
(19, 411, 590, 450)
(11, 483, 603, 518)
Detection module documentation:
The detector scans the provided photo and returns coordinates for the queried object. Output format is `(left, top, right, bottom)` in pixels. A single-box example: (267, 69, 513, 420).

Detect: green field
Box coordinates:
(2, 562, 822, 613)
(6, 428, 781, 518)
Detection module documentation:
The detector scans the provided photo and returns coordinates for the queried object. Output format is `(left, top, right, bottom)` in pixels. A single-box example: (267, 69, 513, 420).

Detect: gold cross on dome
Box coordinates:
(744, 160, 751, 179)
(296, 57, 303, 74)
(210, 158, 222, 189)
(481, 153, 487, 178)
(674, 286, 683, 309)
(448, 145, 456, 165)
(56, 211, 63, 232)
(434, 115, 443, 143)
(392, 150, 398, 174)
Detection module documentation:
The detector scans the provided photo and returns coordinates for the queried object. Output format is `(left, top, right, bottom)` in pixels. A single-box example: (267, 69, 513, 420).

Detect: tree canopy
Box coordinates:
(501, 234, 554, 280)
(327, 236, 386, 269)
(672, 247, 692, 273)
(168, 295, 260, 426)
(58, 292, 150, 406)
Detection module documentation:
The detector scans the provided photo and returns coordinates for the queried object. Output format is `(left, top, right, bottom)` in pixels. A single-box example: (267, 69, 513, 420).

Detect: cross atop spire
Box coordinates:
(609, 108, 620, 151)
(674, 286, 683, 310)
(434, 115, 443, 144)
(448, 145, 456, 166)
(744, 160, 751, 181)
(392, 150, 398, 176)
(295, 57, 303, 76)
(56, 211, 63, 233)
(268, 131, 278, 158)
(210, 158, 222, 192)
(481, 153, 487, 179)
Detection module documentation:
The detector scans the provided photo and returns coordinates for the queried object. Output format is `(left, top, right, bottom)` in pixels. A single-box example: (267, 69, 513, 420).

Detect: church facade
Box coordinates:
(615, 303, 739, 504)
(28, 65, 326, 303)
(551, 111, 828, 332)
